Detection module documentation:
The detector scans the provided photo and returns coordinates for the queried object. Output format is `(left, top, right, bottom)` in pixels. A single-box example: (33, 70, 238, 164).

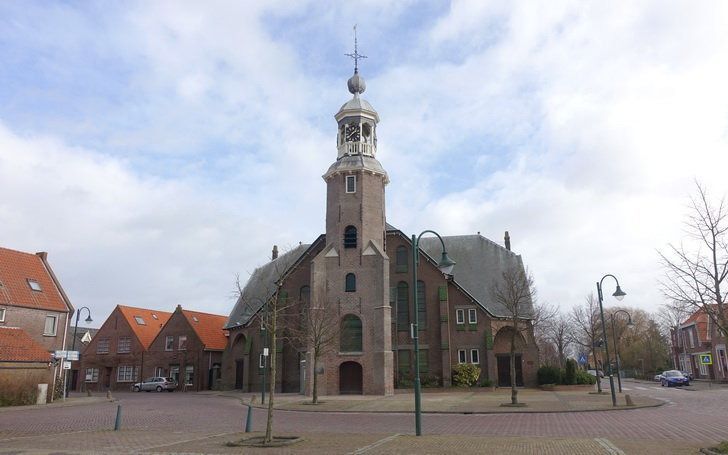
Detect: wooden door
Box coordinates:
(339, 361, 363, 394)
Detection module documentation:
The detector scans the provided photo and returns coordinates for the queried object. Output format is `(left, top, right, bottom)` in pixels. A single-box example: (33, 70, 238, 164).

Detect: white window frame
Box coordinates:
(455, 309, 465, 325)
(117, 336, 131, 353)
(468, 308, 477, 324)
(0, 307, 5, 322)
(165, 336, 174, 351)
(346, 175, 356, 193)
(134, 316, 146, 325)
(698, 355, 708, 376)
(43, 315, 58, 336)
(117, 365, 137, 383)
(27, 279, 42, 291)
(96, 338, 110, 354)
(457, 349, 467, 364)
(155, 367, 165, 377)
(185, 365, 194, 386)
(471, 349, 480, 364)
(85, 368, 99, 383)
(178, 335, 187, 351)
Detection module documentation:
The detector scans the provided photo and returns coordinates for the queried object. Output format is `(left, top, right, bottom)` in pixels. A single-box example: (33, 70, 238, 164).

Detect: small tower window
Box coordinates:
(345, 273, 356, 292)
(344, 226, 357, 249)
(346, 175, 356, 193)
(340, 314, 362, 352)
(395, 246, 408, 273)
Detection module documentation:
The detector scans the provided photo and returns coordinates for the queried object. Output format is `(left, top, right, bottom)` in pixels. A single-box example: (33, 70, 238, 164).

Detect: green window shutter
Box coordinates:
(396, 282, 409, 331)
(438, 285, 448, 301)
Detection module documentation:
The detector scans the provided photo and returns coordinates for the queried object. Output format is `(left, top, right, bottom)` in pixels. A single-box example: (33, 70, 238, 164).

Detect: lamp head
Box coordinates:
(437, 251, 456, 276)
(612, 285, 626, 301)
(626, 319, 635, 328)
(85, 315, 93, 324)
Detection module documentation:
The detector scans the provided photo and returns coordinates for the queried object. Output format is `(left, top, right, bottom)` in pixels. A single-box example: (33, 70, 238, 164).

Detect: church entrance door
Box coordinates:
(497, 354, 523, 387)
(339, 361, 363, 394)
(235, 359, 244, 390)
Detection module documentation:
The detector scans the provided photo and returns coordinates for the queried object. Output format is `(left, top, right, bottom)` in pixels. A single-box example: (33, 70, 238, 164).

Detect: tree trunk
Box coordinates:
(510, 330, 518, 405)
(593, 349, 602, 393)
(312, 351, 319, 404)
(264, 306, 276, 444)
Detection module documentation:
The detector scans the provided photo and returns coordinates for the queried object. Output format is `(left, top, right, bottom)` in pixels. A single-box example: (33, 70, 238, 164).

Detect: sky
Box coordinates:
(1, 0, 727, 325)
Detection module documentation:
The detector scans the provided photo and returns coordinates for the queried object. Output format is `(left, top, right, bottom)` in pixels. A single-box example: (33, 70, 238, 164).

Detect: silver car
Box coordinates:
(132, 377, 177, 392)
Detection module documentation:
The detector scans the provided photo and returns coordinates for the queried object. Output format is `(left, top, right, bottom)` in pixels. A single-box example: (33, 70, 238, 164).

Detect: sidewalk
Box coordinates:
(213, 387, 664, 414)
(0, 395, 108, 413)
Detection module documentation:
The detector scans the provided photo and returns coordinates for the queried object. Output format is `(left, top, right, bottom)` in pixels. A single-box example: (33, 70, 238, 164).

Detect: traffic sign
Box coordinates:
(578, 354, 588, 365)
(54, 350, 79, 361)
(63, 361, 71, 370)
(700, 354, 713, 365)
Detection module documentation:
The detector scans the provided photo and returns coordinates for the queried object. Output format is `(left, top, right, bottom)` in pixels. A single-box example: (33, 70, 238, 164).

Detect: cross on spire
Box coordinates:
(345, 24, 367, 74)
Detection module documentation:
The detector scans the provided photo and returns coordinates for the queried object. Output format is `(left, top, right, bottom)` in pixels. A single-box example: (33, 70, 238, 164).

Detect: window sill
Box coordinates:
(339, 351, 363, 356)
(43, 333, 57, 337)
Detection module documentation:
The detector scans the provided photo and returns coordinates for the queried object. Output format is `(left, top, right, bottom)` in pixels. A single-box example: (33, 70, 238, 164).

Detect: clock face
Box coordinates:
(345, 124, 360, 142)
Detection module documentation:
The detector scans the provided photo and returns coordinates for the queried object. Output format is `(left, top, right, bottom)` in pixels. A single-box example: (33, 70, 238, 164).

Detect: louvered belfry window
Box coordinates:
(344, 225, 357, 248)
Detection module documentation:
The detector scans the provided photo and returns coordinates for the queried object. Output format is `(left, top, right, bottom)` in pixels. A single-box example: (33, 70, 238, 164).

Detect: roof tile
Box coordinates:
(0, 327, 52, 362)
(181, 310, 228, 351)
(117, 305, 172, 349)
(0, 247, 69, 312)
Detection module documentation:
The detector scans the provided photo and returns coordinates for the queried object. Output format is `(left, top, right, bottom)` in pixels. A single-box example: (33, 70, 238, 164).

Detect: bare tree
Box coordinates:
(656, 301, 691, 369)
(569, 293, 604, 392)
(286, 294, 339, 404)
(491, 266, 537, 405)
(546, 313, 573, 368)
(660, 182, 728, 337)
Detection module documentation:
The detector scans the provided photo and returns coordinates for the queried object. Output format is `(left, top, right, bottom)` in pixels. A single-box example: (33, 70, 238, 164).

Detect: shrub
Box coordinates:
(397, 376, 414, 389)
(563, 359, 577, 385)
(421, 375, 441, 388)
(452, 363, 481, 387)
(575, 369, 596, 385)
(479, 377, 494, 387)
(537, 365, 563, 385)
(0, 372, 42, 407)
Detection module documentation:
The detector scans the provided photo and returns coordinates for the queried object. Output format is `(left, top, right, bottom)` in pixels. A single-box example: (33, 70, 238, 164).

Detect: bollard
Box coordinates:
(245, 404, 253, 433)
(625, 394, 634, 406)
(114, 404, 122, 431)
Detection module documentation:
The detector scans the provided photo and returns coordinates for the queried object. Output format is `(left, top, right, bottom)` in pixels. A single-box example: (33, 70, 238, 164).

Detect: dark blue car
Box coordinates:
(661, 370, 690, 387)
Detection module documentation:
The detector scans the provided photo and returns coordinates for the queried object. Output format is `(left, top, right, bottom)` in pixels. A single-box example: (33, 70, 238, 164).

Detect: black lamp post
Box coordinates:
(596, 274, 626, 407)
(411, 230, 456, 436)
(68, 306, 92, 397)
(610, 309, 633, 393)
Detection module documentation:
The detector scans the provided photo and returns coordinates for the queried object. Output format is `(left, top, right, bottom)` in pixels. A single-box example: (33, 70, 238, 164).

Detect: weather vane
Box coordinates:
(345, 24, 367, 73)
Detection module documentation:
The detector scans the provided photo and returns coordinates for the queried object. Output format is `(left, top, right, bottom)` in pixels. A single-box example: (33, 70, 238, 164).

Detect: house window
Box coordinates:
(170, 365, 180, 383)
(43, 315, 57, 336)
(417, 281, 426, 329)
(395, 246, 408, 273)
(689, 329, 695, 348)
(179, 335, 187, 350)
(96, 338, 110, 354)
(346, 175, 356, 193)
(340, 315, 363, 352)
(344, 225, 357, 248)
(458, 349, 467, 364)
(155, 367, 165, 377)
(117, 337, 131, 353)
(134, 316, 145, 325)
(0, 308, 5, 322)
(397, 350, 410, 377)
(698, 356, 708, 376)
(345, 273, 356, 292)
(27, 279, 42, 292)
(165, 336, 174, 351)
(85, 368, 99, 383)
(117, 365, 137, 382)
(471, 349, 480, 364)
(455, 309, 465, 325)
(185, 365, 194, 386)
(468, 308, 477, 324)
(396, 282, 409, 331)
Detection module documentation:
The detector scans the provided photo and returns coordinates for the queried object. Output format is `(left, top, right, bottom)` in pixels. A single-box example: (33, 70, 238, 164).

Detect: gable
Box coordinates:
(117, 305, 172, 349)
(0, 247, 71, 313)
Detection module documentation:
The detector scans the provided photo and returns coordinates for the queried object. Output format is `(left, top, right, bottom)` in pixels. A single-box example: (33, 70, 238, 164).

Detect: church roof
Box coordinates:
(225, 240, 323, 329)
(338, 95, 376, 115)
(419, 234, 532, 318)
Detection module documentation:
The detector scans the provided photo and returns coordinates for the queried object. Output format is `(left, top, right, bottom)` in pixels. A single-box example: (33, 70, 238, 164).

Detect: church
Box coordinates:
(220, 56, 538, 395)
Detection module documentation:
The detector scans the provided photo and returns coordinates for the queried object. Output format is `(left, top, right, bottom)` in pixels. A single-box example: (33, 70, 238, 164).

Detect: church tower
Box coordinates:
(310, 41, 393, 396)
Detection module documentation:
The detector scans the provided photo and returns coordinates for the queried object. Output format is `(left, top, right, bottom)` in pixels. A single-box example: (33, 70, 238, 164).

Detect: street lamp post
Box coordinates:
(67, 307, 92, 398)
(596, 274, 626, 407)
(259, 300, 269, 405)
(411, 230, 456, 436)
(610, 309, 633, 393)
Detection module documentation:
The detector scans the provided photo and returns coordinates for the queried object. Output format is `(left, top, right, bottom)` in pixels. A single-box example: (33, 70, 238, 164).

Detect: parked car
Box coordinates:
(680, 371, 694, 380)
(587, 369, 604, 378)
(661, 370, 690, 387)
(132, 377, 177, 392)
(653, 372, 664, 382)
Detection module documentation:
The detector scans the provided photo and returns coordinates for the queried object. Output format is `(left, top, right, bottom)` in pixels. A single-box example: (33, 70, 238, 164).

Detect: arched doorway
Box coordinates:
(339, 361, 363, 394)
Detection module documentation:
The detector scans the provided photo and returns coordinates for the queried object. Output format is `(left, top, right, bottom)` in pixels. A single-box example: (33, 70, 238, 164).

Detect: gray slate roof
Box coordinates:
(418, 234, 532, 319)
(224, 243, 311, 329)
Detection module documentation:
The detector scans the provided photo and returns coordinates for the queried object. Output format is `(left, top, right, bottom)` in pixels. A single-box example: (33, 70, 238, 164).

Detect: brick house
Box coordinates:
(79, 305, 171, 391)
(0, 247, 74, 398)
(143, 305, 228, 391)
(221, 67, 539, 395)
(671, 307, 728, 381)
(0, 326, 54, 404)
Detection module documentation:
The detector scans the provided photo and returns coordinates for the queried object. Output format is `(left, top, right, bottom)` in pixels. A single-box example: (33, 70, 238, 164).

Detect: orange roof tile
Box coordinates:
(0, 247, 70, 312)
(683, 308, 710, 342)
(0, 327, 52, 362)
(181, 309, 228, 351)
(117, 305, 172, 349)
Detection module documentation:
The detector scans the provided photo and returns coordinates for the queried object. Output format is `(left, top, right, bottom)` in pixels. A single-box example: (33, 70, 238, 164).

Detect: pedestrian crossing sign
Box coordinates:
(700, 354, 713, 365)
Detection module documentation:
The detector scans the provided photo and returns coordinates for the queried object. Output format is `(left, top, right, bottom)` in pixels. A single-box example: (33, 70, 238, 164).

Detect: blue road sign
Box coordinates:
(700, 354, 713, 365)
(578, 354, 587, 365)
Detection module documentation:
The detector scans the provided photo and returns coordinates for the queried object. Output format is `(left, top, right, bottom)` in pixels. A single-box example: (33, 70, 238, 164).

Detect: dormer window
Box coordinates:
(27, 279, 42, 292)
(192, 316, 199, 323)
(152, 314, 158, 320)
(346, 175, 356, 193)
(134, 316, 146, 325)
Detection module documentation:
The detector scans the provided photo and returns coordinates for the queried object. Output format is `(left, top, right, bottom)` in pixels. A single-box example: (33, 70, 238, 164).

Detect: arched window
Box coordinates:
(417, 280, 426, 329)
(395, 246, 408, 273)
(344, 225, 357, 249)
(345, 273, 356, 292)
(299, 285, 310, 304)
(340, 315, 363, 352)
(396, 281, 409, 331)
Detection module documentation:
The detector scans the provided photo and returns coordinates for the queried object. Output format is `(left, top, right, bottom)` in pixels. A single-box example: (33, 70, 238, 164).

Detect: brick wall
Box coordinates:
(0, 305, 69, 352)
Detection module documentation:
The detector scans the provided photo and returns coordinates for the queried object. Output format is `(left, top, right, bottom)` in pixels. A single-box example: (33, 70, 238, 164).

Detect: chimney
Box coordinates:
(504, 231, 511, 251)
(272, 245, 278, 260)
